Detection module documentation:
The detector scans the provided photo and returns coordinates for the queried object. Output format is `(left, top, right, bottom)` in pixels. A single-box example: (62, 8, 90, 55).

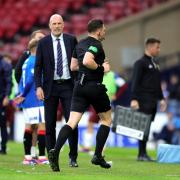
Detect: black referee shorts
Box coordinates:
(71, 82, 111, 113)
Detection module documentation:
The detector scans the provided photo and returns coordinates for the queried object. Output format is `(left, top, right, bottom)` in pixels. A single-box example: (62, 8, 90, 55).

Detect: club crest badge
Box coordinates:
(148, 64, 153, 69)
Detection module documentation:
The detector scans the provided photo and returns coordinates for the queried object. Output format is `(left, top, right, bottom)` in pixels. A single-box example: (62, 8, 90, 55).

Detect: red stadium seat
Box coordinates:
(72, 23, 87, 35)
(70, 14, 89, 35)
(70, 0, 85, 12)
(0, 0, 170, 63)
(70, 14, 89, 24)
(63, 21, 72, 33)
(127, 0, 142, 14)
(86, 0, 98, 6)
(88, 8, 107, 21)
(105, 1, 126, 20)
(19, 36, 29, 47)
(104, 14, 116, 24)
(0, 24, 5, 38)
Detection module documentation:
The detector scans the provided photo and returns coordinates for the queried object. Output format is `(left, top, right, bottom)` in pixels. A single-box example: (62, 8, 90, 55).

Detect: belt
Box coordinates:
(85, 81, 101, 85)
(53, 79, 71, 84)
(77, 80, 101, 86)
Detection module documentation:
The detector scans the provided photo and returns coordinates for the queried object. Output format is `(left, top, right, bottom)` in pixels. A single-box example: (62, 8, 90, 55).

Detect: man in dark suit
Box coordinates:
(34, 14, 78, 167)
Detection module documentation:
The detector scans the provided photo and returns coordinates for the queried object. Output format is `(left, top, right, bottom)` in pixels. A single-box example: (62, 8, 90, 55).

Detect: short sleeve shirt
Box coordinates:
(73, 36, 105, 82)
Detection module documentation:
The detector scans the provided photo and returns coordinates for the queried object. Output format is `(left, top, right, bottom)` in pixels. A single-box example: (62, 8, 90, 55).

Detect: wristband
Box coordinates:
(96, 64, 104, 73)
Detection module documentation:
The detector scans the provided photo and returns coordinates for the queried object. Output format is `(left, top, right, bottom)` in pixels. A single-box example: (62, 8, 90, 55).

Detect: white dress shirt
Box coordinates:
(51, 33, 71, 80)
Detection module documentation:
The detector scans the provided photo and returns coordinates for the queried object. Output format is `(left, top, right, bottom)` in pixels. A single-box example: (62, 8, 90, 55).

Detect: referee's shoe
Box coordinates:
(91, 155, 111, 169)
(48, 149, 60, 172)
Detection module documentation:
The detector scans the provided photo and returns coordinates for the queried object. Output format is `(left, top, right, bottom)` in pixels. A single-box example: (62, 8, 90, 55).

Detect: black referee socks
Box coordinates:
(54, 124, 73, 154)
(95, 124, 110, 157)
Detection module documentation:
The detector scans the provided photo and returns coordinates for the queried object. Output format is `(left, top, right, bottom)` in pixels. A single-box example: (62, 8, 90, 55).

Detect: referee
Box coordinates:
(130, 37, 167, 161)
(48, 19, 112, 172)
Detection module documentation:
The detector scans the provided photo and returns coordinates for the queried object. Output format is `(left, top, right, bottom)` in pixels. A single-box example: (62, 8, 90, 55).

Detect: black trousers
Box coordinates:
(44, 81, 78, 160)
(0, 100, 8, 152)
(138, 99, 157, 156)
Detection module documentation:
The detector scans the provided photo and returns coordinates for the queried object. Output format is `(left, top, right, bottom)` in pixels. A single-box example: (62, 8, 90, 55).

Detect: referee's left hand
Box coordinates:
(102, 61, 110, 73)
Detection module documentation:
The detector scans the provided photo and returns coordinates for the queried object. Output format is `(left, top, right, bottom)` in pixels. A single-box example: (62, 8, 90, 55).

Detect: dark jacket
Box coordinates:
(0, 55, 12, 98)
(131, 54, 164, 103)
(34, 33, 77, 99)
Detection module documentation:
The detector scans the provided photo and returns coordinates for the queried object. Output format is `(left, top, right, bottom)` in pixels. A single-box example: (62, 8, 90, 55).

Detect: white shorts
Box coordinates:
(23, 106, 45, 124)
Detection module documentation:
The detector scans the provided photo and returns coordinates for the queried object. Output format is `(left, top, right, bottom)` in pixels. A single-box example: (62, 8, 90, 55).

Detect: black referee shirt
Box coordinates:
(73, 36, 105, 83)
(131, 54, 164, 102)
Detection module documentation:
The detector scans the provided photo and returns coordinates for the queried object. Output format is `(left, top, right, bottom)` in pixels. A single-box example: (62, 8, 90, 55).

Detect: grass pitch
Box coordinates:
(0, 141, 180, 180)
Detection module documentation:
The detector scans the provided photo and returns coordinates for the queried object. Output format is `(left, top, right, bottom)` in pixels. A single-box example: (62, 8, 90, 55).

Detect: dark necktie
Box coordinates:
(56, 38, 63, 77)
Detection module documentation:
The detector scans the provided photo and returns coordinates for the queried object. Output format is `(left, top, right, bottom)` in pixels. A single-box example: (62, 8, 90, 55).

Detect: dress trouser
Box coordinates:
(0, 99, 8, 152)
(138, 99, 157, 156)
(44, 81, 78, 160)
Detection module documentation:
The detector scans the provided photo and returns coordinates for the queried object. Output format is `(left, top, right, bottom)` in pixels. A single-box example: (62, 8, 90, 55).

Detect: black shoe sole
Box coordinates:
(48, 151, 60, 172)
(91, 160, 111, 169)
(137, 157, 156, 162)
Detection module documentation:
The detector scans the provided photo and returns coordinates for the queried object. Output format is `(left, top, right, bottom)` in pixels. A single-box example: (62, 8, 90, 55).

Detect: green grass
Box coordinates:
(0, 142, 180, 180)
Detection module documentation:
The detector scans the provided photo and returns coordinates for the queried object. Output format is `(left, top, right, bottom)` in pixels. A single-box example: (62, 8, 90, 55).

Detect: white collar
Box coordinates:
(51, 33, 63, 42)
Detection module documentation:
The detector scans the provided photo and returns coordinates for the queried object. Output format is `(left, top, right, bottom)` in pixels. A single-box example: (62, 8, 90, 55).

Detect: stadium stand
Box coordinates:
(0, 0, 169, 62)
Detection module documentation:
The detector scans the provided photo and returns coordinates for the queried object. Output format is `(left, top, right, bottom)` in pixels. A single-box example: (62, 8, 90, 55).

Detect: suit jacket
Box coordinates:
(34, 33, 78, 99)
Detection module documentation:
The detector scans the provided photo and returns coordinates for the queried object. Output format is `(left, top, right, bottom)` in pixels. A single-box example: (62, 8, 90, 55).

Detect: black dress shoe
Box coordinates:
(91, 155, 111, 169)
(69, 159, 78, 167)
(143, 154, 155, 162)
(137, 155, 155, 162)
(48, 149, 60, 172)
(137, 156, 144, 161)
(0, 150, 7, 155)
